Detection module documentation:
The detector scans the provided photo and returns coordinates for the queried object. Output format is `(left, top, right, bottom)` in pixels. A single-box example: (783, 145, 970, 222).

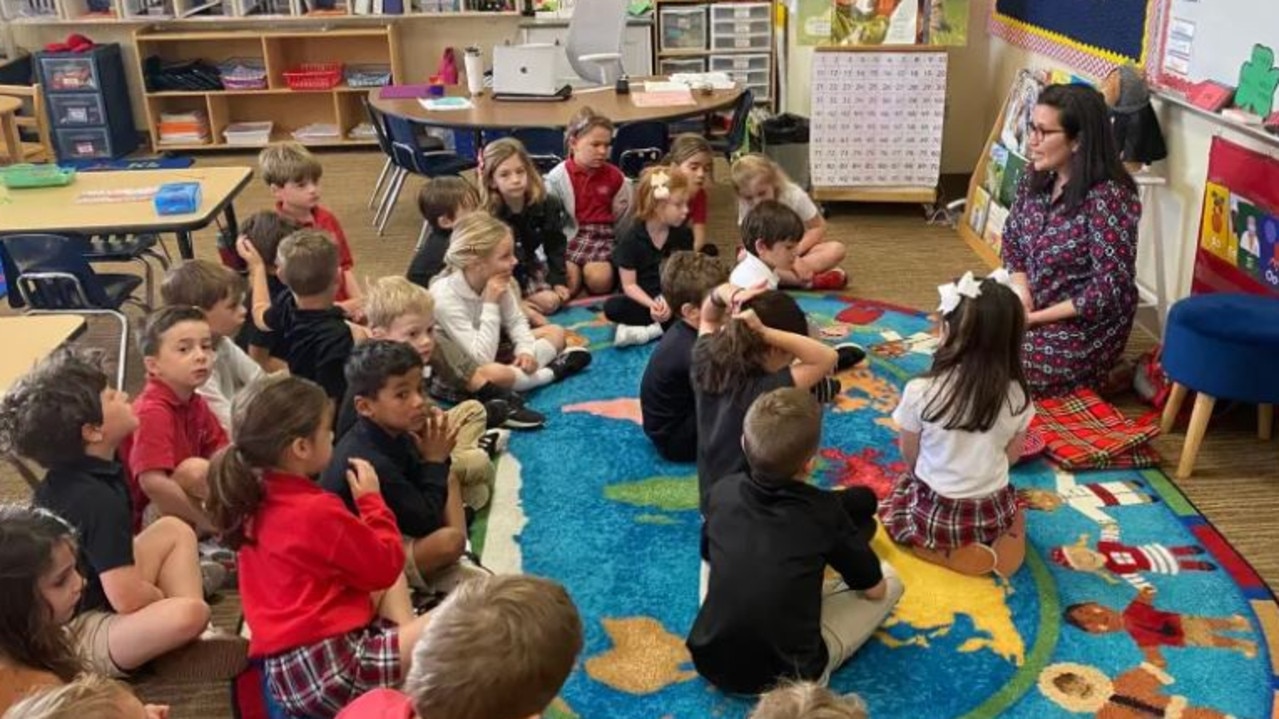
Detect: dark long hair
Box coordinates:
(206, 375, 330, 550)
(1029, 84, 1136, 210)
(922, 278, 1030, 432)
(692, 291, 809, 395)
(0, 505, 84, 681)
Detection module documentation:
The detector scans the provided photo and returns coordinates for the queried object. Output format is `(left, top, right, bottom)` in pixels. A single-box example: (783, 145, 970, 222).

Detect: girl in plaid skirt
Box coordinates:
(880, 271, 1034, 579)
(545, 106, 633, 297)
(206, 375, 431, 719)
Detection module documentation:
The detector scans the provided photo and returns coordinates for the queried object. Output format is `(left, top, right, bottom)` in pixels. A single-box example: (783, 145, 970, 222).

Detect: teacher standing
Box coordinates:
(1002, 83, 1142, 397)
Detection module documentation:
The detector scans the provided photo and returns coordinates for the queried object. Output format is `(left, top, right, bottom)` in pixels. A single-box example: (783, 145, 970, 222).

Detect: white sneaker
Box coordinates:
(614, 324, 650, 347)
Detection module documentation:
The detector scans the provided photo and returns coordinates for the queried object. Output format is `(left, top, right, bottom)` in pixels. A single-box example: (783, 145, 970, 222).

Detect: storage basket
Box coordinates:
(219, 58, 268, 90)
(344, 64, 392, 88)
(283, 63, 342, 91)
(0, 164, 77, 189)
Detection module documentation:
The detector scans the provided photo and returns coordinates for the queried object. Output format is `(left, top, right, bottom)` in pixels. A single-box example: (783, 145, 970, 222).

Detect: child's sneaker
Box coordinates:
(478, 428, 510, 459)
(835, 342, 867, 371)
(811, 376, 841, 404)
(424, 553, 493, 596)
(809, 268, 848, 290)
(547, 347, 592, 381)
(614, 324, 661, 347)
(479, 386, 547, 430)
(504, 403, 547, 430)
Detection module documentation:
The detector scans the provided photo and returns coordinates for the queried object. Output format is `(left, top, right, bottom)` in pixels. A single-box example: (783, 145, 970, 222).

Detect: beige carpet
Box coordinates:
(1, 150, 1275, 718)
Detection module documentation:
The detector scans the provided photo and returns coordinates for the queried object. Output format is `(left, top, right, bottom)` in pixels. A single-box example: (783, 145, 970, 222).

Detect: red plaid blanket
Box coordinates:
(1032, 389, 1161, 470)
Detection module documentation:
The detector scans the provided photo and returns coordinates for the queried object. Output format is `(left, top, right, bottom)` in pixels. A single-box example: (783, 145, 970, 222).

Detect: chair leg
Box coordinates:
(373, 167, 404, 232)
(134, 257, 155, 310)
(368, 158, 393, 211)
(1161, 382, 1188, 434)
(377, 169, 408, 236)
(1260, 404, 1274, 441)
(1176, 392, 1216, 479)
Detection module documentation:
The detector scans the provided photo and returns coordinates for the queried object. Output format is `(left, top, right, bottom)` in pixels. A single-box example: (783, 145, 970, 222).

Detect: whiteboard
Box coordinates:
(1156, 0, 1279, 91)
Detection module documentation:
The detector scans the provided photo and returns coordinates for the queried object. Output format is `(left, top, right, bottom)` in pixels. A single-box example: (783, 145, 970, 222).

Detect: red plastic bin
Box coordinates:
(283, 63, 343, 91)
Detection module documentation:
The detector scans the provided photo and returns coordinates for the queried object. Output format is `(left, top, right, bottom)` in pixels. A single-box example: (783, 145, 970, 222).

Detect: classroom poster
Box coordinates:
(999, 72, 1043, 156)
(1260, 213, 1279, 291)
(1232, 196, 1264, 278)
(923, 0, 970, 46)
(796, 0, 834, 46)
(1198, 182, 1235, 265)
(1193, 138, 1279, 297)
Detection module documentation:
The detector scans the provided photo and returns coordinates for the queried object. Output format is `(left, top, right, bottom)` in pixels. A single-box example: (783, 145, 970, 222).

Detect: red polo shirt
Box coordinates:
(276, 202, 356, 302)
(566, 158, 624, 224)
(335, 688, 413, 719)
(121, 377, 228, 530)
(238, 471, 405, 657)
(689, 187, 708, 225)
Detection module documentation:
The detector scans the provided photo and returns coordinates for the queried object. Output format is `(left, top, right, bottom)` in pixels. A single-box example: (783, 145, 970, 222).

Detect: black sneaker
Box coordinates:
(504, 403, 547, 430)
(482, 398, 513, 429)
(546, 347, 592, 382)
(811, 376, 841, 404)
(835, 343, 867, 371)
(698, 244, 720, 257)
(477, 429, 510, 459)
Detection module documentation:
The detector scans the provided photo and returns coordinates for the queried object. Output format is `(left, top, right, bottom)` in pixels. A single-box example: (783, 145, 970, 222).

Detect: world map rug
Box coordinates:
(478, 293, 1279, 719)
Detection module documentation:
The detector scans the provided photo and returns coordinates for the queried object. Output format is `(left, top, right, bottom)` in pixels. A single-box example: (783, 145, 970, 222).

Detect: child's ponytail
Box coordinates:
(692, 290, 809, 395)
(206, 375, 329, 549)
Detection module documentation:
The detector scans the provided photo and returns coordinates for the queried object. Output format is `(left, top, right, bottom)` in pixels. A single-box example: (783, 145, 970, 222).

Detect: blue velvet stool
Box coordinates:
(1159, 293, 1279, 478)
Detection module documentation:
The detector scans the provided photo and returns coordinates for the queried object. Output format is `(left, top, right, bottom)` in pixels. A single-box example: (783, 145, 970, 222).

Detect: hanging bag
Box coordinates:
(436, 47, 459, 85)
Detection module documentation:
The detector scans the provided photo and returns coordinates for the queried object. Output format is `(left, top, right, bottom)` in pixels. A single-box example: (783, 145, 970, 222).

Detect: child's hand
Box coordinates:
(236, 236, 263, 268)
(513, 353, 538, 374)
(650, 297, 671, 323)
(734, 308, 766, 335)
(337, 298, 366, 324)
(414, 408, 458, 463)
(144, 705, 171, 719)
(554, 285, 572, 303)
(483, 276, 510, 303)
(346, 458, 381, 498)
(861, 579, 888, 601)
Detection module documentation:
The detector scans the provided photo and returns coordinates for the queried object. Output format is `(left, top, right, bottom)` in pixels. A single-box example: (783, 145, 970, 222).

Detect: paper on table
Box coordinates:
(631, 90, 697, 107)
(667, 72, 736, 90)
(419, 97, 474, 111)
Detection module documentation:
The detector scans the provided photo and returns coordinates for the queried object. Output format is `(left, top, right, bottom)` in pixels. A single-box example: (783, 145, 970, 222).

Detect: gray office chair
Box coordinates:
(565, 0, 629, 86)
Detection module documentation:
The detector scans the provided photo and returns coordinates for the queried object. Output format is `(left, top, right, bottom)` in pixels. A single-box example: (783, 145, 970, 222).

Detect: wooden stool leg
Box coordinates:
(1260, 404, 1274, 441)
(1161, 382, 1188, 434)
(1177, 392, 1216, 479)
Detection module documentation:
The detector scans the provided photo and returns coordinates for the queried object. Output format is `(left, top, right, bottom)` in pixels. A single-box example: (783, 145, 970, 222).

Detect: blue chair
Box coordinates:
(370, 106, 477, 237)
(1159, 293, 1279, 478)
(511, 127, 565, 174)
(1, 233, 148, 389)
(611, 120, 669, 178)
(708, 88, 755, 163)
(364, 95, 398, 212)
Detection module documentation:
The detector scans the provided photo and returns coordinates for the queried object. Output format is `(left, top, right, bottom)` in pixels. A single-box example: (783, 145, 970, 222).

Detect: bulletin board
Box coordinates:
(1192, 137, 1279, 297)
(808, 46, 948, 204)
(989, 0, 1158, 77)
(1152, 0, 1279, 95)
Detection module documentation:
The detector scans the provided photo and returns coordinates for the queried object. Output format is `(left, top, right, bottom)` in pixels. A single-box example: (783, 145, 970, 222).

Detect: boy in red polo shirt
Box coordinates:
(259, 141, 364, 319)
(122, 306, 228, 535)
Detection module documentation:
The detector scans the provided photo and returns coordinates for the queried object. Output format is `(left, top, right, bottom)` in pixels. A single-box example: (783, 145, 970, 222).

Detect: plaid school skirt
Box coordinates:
(878, 471, 1018, 551)
(566, 222, 615, 265)
(263, 619, 402, 718)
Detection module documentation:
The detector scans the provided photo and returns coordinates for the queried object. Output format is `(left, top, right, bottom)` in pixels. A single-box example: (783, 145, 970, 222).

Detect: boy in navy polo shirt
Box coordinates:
(2, 350, 246, 681)
(236, 209, 298, 372)
(321, 341, 483, 594)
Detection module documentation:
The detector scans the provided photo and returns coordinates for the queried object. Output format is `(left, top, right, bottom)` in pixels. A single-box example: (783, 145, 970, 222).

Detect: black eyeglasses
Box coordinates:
(1029, 124, 1066, 140)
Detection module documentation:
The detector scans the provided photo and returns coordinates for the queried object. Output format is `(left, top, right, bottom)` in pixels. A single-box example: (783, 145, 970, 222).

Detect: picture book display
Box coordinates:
(809, 49, 947, 192)
(1193, 137, 1279, 296)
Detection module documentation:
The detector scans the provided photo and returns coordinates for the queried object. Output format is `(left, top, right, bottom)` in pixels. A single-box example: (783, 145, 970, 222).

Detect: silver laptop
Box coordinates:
(492, 44, 564, 97)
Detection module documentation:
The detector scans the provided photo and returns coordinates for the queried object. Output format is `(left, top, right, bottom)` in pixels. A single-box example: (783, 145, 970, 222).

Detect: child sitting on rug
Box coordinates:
(730, 200, 803, 291)
(481, 138, 571, 326)
(321, 341, 484, 594)
(335, 574, 583, 719)
(640, 251, 730, 462)
(607, 165, 695, 347)
(688, 388, 901, 695)
(545, 106, 632, 296)
(236, 210, 298, 373)
(4, 675, 165, 719)
(407, 177, 480, 291)
(879, 271, 1032, 578)
(749, 682, 869, 719)
(664, 134, 718, 256)
(731, 154, 846, 290)
(432, 213, 592, 393)
(160, 260, 263, 435)
(206, 374, 428, 719)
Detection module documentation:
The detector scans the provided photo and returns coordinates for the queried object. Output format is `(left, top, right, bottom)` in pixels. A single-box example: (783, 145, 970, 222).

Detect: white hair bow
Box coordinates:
(937, 268, 1018, 315)
(651, 170, 671, 200)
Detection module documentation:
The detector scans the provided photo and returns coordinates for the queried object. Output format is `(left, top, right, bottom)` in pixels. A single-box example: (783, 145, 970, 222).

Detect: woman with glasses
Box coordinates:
(1001, 83, 1141, 397)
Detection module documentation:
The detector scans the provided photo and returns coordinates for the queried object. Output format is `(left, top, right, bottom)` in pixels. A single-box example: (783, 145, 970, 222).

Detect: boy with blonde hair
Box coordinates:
(749, 682, 869, 719)
(258, 141, 363, 316)
(689, 387, 902, 695)
(365, 276, 545, 432)
(335, 574, 583, 719)
(159, 260, 263, 434)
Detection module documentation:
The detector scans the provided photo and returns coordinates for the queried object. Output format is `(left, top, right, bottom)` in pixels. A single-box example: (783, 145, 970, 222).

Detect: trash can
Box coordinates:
(760, 113, 811, 191)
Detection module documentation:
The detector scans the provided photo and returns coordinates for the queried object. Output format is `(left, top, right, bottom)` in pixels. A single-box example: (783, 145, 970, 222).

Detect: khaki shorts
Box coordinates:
(403, 537, 427, 591)
(430, 333, 479, 391)
(69, 610, 126, 678)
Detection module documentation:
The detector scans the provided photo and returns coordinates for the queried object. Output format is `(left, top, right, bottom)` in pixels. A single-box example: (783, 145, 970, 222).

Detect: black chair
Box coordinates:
(511, 127, 566, 175)
(1, 233, 148, 389)
(79, 233, 170, 308)
(708, 89, 755, 163)
(611, 120, 670, 178)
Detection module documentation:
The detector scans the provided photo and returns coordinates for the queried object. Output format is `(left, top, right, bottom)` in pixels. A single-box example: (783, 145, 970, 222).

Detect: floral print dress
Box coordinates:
(1002, 177, 1142, 398)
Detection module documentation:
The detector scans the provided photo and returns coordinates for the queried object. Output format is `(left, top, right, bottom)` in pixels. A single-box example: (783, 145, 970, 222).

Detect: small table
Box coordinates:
(0, 166, 253, 259)
(0, 94, 23, 166)
(369, 83, 745, 130)
(0, 315, 86, 395)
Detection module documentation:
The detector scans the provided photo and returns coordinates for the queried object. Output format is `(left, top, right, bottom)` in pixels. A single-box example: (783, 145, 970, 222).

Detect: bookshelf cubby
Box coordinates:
(134, 24, 401, 150)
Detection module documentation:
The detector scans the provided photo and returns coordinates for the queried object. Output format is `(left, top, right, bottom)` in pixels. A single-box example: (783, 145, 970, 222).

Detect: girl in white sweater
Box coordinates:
(431, 212, 592, 392)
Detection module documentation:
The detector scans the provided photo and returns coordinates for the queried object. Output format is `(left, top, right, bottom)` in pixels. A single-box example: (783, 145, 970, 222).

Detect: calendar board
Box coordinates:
(809, 47, 948, 203)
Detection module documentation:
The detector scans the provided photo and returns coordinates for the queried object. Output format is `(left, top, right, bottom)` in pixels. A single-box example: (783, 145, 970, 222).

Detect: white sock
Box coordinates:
(533, 338, 558, 367)
(699, 559, 710, 607)
(642, 323, 664, 342)
(512, 367, 555, 391)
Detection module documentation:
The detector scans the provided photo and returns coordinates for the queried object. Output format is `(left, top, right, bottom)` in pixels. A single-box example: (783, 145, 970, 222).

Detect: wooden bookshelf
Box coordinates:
(134, 24, 401, 150)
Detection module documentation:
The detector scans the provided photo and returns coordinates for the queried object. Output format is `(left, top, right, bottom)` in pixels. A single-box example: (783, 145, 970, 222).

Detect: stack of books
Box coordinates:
(157, 110, 210, 145)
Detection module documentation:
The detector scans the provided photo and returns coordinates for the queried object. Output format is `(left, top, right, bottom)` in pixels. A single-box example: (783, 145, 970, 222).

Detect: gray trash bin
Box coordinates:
(761, 113, 811, 191)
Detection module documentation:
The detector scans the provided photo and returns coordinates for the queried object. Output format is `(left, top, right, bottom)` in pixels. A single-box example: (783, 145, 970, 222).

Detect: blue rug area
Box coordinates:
(60, 156, 195, 172)
(481, 293, 1278, 719)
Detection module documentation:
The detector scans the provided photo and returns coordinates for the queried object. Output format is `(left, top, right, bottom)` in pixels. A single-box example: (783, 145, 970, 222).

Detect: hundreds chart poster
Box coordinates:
(810, 50, 947, 188)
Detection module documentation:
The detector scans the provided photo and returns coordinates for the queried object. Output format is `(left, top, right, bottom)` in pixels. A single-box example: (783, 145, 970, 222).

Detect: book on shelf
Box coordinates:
(983, 202, 1010, 255)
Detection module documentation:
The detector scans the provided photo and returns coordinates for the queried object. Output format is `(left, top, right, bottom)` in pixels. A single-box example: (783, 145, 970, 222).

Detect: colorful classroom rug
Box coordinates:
(480, 293, 1279, 719)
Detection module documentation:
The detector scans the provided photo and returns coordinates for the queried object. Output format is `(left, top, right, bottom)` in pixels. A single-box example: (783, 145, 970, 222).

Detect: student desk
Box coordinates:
(0, 315, 86, 395)
(0, 166, 253, 260)
(369, 84, 745, 130)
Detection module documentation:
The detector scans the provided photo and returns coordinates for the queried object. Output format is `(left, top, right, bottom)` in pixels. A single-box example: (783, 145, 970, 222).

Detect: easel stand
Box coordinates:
(809, 45, 948, 206)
